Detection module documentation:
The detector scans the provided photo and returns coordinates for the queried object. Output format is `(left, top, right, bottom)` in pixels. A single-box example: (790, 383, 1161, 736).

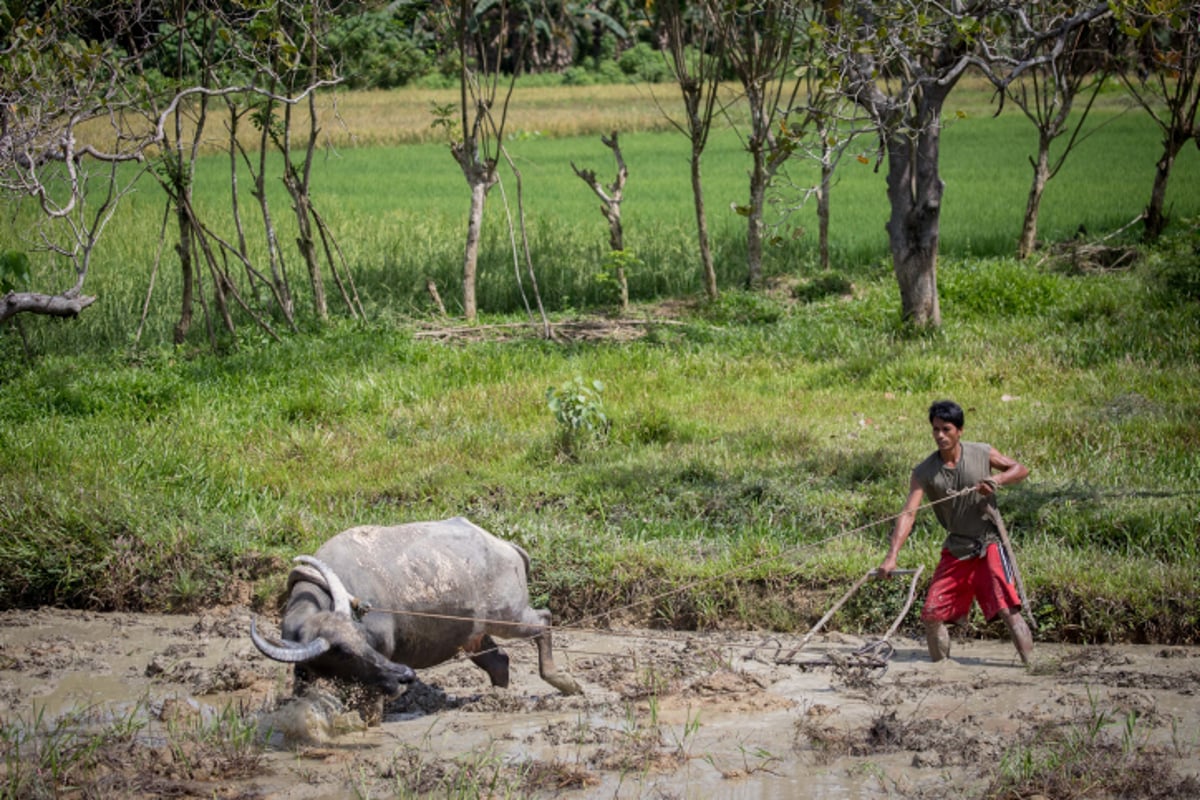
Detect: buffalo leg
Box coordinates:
(526, 609, 583, 695)
(465, 634, 510, 687)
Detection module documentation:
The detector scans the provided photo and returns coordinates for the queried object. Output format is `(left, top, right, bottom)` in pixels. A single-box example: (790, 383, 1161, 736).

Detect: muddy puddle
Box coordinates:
(1, 606, 1199, 798)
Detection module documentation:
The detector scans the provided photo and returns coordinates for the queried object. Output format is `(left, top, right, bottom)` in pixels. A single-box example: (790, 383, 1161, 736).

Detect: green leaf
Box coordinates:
(0, 251, 32, 294)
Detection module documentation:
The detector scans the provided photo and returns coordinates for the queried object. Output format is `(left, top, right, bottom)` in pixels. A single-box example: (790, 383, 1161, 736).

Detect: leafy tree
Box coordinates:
(706, 0, 806, 289)
(326, 8, 432, 88)
(824, 0, 1110, 327)
(657, 0, 724, 299)
(1113, 0, 1200, 241)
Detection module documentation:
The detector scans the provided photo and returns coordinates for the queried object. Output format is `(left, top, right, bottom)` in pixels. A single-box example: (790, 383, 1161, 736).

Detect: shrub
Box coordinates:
(618, 42, 672, 83)
(1145, 221, 1200, 303)
(793, 273, 853, 303)
(700, 290, 787, 325)
(940, 258, 1067, 318)
(327, 11, 432, 89)
(546, 376, 609, 455)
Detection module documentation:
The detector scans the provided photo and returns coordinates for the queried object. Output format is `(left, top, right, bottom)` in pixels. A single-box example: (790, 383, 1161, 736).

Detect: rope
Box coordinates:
(356, 489, 977, 663)
(985, 504, 1038, 631)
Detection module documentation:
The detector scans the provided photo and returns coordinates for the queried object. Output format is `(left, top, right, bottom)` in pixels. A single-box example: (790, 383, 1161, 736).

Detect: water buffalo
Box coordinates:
(250, 517, 583, 712)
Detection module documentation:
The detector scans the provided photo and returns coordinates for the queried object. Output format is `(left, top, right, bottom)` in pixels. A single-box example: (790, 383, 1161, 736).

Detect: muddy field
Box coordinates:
(1, 606, 1198, 798)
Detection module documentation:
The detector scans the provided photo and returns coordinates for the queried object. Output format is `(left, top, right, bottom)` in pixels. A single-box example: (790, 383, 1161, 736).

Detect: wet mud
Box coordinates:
(1, 607, 1198, 798)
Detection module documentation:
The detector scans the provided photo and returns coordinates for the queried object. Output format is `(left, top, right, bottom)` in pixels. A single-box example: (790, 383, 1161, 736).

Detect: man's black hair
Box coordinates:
(929, 399, 965, 429)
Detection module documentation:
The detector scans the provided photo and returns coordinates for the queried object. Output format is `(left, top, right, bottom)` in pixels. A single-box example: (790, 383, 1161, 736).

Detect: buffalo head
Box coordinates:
(250, 555, 415, 697)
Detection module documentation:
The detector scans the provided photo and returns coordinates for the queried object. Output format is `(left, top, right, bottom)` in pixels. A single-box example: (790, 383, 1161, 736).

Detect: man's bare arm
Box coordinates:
(976, 448, 1029, 496)
(878, 474, 924, 576)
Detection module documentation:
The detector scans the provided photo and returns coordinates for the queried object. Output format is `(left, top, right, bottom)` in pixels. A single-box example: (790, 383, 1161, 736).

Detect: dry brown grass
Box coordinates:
(316, 82, 702, 145)
(86, 73, 1105, 155)
(89, 82, 737, 155)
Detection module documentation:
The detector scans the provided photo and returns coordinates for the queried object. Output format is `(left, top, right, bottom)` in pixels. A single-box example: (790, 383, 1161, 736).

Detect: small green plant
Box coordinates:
(429, 100, 461, 139)
(0, 703, 147, 796)
(597, 249, 643, 308)
(546, 375, 609, 453)
(733, 742, 782, 776)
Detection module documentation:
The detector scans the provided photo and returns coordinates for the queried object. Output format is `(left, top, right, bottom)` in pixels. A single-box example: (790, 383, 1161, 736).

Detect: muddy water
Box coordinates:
(2, 607, 1199, 798)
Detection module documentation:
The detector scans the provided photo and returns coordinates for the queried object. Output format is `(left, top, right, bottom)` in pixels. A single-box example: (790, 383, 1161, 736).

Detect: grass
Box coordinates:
(982, 696, 1200, 799)
(1, 82, 1199, 645)
(0, 700, 262, 798)
(2, 240, 1198, 641)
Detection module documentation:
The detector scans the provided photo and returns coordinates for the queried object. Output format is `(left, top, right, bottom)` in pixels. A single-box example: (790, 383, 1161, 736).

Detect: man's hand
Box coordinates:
(975, 476, 999, 496)
(874, 557, 899, 579)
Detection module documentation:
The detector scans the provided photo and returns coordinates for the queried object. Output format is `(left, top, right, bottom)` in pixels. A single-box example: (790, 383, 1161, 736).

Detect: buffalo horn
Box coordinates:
(250, 615, 332, 663)
(293, 555, 353, 617)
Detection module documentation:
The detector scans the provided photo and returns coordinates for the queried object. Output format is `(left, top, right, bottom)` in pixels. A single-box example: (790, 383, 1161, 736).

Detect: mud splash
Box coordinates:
(1, 607, 1198, 798)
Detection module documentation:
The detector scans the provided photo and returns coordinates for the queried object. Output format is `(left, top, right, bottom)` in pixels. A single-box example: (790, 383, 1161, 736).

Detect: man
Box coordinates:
(877, 400, 1033, 664)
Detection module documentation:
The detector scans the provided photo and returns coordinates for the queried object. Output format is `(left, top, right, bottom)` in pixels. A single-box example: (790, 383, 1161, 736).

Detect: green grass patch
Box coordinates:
(1, 85, 1198, 644)
(3, 225, 1199, 643)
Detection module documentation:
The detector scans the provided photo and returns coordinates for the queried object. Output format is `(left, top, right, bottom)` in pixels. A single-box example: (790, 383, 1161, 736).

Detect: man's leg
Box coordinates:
(924, 618, 951, 661)
(921, 549, 973, 663)
(998, 607, 1033, 665)
(976, 544, 1033, 665)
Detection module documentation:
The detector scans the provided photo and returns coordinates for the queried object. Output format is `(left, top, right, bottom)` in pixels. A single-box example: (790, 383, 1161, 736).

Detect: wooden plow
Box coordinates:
(749, 566, 925, 680)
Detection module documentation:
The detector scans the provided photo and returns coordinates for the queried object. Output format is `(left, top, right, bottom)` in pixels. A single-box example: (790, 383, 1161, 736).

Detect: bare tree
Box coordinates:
(135, 1, 350, 347)
(0, 0, 345, 346)
(0, 6, 141, 324)
(268, 0, 364, 322)
(657, 0, 724, 300)
(706, 0, 807, 289)
(974, 1, 1118, 259)
(997, 7, 1114, 259)
(572, 131, 630, 310)
(1113, 0, 1200, 241)
(434, 0, 529, 324)
(766, 5, 869, 272)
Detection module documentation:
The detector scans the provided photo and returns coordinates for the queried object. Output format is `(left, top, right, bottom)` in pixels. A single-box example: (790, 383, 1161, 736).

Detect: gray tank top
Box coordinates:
(912, 441, 1000, 559)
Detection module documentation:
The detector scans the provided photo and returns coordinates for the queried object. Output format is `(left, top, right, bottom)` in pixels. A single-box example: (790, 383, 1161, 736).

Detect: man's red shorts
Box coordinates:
(920, 543, 1022, 623)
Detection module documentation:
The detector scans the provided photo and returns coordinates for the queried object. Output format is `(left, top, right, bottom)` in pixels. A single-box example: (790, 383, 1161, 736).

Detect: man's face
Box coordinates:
(930, 417, 962, 455)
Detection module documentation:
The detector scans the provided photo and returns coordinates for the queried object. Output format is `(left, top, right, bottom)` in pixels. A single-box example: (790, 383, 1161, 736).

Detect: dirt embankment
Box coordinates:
(1, 607, 1199, 798)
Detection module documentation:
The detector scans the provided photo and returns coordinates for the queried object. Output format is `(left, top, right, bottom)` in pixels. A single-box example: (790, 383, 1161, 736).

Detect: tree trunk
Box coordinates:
(691, 151, 718, 300)
(884, 93, 946, 328)
(570, 131, 629, 310)
(744, 82, 770, 290)
(1018, 140, 1051, 259)
(285, 95, 327, 320)
(746, 145, 768, 289)
(252, 105, 294, 325)
(292, 188, 327, 319)
(462, 178, 487, 322)
(818, 123, 834, 271)
(173, 207, 195, 344)
(1144, 139, 1181, 242)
